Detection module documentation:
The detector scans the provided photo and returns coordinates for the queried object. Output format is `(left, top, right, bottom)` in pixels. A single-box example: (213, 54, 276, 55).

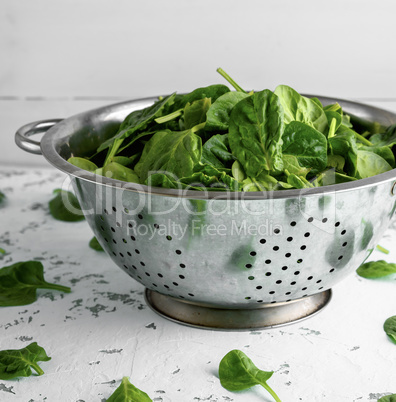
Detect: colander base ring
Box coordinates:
(144, 289, 332, 331)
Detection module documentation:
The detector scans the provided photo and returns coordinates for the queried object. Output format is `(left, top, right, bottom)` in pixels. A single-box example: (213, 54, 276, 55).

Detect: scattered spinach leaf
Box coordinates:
(106, 376, 152, 402)
(49, 189, 85, 222)
(0, 260, 71, 307)
(356, 260, 396, 279)
(0, 342, 51, 380)
(384, 316, 396, 344)
(89, 237, 104, 252)
(219, 349, 282, 402)
(0, 191, 5, 206)
(378, 394, 396, 402)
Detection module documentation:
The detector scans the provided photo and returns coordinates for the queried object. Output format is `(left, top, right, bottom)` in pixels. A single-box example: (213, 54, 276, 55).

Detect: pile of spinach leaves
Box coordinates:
(67, 68, 396, 191)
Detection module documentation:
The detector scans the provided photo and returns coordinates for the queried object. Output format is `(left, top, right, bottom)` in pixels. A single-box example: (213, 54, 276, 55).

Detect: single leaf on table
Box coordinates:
(219, 349, 282, 402)
(89, 237, 104, 252)
(356, 260, 396, 279)
(282, 121, 328, 175)
(378, 394, 396, 402)
(0, 260, 71, 307)
(0, 191, 5, 206)
(0, 342, 51, 380)
(274, 85, 328, 133)
(49, 189, 85, 222)
(384, 316, 396, 344)
(106, 376, 152, 402)
(136, 129, 202, 182)
(228, 89, 284, 176)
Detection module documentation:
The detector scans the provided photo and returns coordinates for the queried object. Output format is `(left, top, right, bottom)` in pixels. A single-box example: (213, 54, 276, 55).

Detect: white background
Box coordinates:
(1, 0, 396, 166)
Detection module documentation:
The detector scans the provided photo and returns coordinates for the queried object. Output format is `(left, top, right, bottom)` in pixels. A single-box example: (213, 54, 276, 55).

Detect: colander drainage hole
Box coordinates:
(282, 266, 288, 271)
(116, 222, 121, 227)
(131, 236, 136, 241)
(338, 255, 343, 260)
(274, 228, 281, 234)
(246, 263, 252, 269)
(123, 238, 127, 244)
(175, 250, 182, 255)
(180, 263, 186, 268)
(119, 252, 124, 258)
(256, 286, 262, 290)
(158, 273, 163, 278)
(290, 221, 297, 226)
(100, 226, 105, 231)
(127, 252, 132, 257)
(179, 275, 185, 279)
(112, 251, 116, 256)
(304, 232, 310, 237)
(300, 245, 307, 250)
(145, 272, 150, 277)
(248, 276, 254, 280)
(135, 249, 140, 254)
(128, 222, 133, 228)
(290, 281, 296, 285)
(266, 272, 272, 276)
(265, 259, 271, 264)
(154, 223, 159, 229)
(250, 251, 257, 256)
(308, 217, 314, 222)
(287, 237, 293, 242)
(335, 221, 340, 227)
(269, 291, 275, 294)
(308, 276, 313, 280)
(112, 239, 117, 244)
(276, 280, 282, 284)
(285, 253, 291, 258)
(104, 209, 108, 215)
(342, 242, 348, 247)
(104, 238, 109, 243)
(260, 238, 266, 244)
(273, 246, 279, 251)
(329, 268, 335, 273)
(140, 261, 145, 266)
(111, 227, 115, 233)
(138, 214, 143, 219)
(322, 218, 328, 223)
(112, 207, 117, 213)
(188, 293, 195, 297)
(341, 230, 347, 235)
(166, 235, 172, 241)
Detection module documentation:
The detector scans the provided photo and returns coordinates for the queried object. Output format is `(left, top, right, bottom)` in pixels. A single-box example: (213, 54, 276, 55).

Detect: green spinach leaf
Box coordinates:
(274, 85, 328, 133)
(356, 260, 396, 279)
(136, 129, 202, 182)
(219, 349, 282, 402)
(282, 121, 328, 175)
(102, 162, 140, 183)
(206, 91, 249, 132)
(183, 98, 211, 130)
(201, 134, 234, 168)
(67, 157, 98, 172)
(0, 342, 51, 379)
(356, 150, 392, 179)
(378, 395, 396, 402)
(0, 260, 71, 307)
(384, 316, 396, 344)
(369, 123, 396, 148)
(49, 189, 85, 222)
(89, 237, 104, 252)
(107, 376, 152, 402)
(229, 89, 284, 176)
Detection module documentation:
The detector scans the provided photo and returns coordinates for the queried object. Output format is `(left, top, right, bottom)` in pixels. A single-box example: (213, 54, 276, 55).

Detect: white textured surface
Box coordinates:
(1, 166, 396, 402)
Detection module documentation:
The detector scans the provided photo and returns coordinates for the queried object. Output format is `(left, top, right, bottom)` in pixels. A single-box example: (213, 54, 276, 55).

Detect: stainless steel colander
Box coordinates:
(15, 95, 396, 330)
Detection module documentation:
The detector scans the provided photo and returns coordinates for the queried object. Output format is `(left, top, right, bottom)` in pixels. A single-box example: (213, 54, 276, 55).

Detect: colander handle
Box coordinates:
(15, 119, 63, 155)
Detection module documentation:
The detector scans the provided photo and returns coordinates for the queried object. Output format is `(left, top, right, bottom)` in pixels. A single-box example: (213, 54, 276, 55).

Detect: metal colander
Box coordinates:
(15, 95, 396, 330)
